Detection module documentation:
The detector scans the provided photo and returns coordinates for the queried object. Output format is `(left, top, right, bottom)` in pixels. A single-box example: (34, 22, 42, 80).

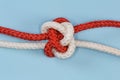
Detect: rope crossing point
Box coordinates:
(0, 17, 120, 59)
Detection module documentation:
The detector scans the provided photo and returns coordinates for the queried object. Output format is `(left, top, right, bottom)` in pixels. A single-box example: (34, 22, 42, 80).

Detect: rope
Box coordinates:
(0, 40, 120, 59)
(0, 17, 120, 59)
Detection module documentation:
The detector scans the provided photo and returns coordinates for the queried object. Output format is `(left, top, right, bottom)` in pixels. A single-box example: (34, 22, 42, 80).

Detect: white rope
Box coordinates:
(0, 21, 120, 59)
(75, 40, 120, 56)
(0, 40, 120, 56)
(0, 40, 45, 49)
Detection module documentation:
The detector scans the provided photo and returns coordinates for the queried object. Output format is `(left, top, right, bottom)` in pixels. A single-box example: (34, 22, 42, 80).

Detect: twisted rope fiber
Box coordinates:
(1, 17, 120, 59)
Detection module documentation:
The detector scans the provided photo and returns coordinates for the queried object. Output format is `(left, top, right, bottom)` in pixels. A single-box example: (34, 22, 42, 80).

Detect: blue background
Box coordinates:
(0, 0, 120, 80)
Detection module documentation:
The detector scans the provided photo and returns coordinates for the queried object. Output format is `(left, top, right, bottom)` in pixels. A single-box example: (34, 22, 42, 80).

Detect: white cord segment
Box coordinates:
(75, 40, 120, 56)
(0, 40, 45, 49)
(0, 40, 120, 56)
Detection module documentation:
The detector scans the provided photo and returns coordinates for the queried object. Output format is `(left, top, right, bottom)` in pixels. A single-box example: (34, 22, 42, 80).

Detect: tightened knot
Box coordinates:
(41, 18, 76, 59)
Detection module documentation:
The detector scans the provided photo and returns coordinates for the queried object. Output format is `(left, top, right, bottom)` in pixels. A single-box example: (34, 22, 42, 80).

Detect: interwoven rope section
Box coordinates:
(1, 17, 120, 59)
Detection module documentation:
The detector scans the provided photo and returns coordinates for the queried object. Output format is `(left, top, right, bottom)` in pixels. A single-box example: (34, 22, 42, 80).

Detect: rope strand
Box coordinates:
(0, 40, 120, 57)
(1, 19, 120, 41)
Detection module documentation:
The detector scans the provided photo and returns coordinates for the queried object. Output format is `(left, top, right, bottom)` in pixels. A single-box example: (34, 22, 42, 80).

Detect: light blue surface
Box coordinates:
(0, 0, 120, 80)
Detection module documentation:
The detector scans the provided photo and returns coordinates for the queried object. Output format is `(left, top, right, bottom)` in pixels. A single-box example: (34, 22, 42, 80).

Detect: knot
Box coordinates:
(41, 18, 76, 59)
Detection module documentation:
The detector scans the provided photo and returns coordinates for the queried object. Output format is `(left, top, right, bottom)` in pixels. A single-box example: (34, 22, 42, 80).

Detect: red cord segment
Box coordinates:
(0, 26, 49, 41)
(74, 20, 120, 33)
(1, 18, 120, 57)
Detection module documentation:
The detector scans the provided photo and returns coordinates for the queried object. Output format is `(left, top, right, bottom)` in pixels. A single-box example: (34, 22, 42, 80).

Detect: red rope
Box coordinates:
(1, 17, 120, 57)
